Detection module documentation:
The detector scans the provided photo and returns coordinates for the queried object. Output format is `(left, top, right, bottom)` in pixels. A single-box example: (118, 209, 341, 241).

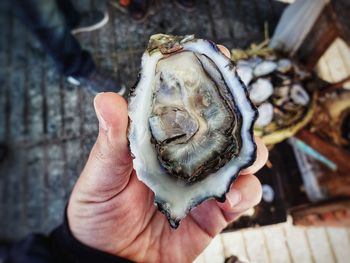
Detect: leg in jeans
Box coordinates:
(13, 0, 95, 77)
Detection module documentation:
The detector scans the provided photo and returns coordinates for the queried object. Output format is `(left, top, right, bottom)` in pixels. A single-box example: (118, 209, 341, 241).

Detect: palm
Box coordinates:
(70, 164, 228, 263)
(67, 93, 266, 263)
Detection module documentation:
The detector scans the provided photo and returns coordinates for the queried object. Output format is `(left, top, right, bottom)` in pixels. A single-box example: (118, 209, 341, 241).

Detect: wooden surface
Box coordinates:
(332, 0, 350, 44)
(316, 38, 350, 89)
(195, 219, 350, 263)
(297, 4, 339, 70)
(290, 198, 350, 227)
(297, 130, 350, 172)
(295, 0, 350, 70)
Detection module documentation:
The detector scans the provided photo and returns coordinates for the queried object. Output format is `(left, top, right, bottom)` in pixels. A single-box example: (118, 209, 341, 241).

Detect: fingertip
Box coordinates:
(94, 92, 128, 131)
(217, 174, 262, 221)
(240, 137, 268, 175)
(94, 92, 128, 116)
(217, 44, 231, 58)
(217, 189, 241, 211)
(243, 174, 263, 206)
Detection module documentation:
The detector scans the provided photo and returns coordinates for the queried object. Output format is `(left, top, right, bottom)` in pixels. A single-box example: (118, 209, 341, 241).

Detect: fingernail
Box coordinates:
(227, 189, 241, 208)
(94, 93, 108, 132)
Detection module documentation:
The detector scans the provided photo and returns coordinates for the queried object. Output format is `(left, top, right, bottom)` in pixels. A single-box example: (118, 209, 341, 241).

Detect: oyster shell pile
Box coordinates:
(128, 34, 257, 228)
(235, 55, 314, 144)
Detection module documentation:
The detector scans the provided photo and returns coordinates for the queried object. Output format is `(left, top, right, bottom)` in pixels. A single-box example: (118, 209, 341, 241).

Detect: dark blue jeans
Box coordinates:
(14, 0, 95, 77)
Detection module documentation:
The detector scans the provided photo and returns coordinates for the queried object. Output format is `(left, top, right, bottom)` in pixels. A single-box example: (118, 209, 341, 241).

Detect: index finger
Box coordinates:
(240, 137, 268, 175)
(217, 44, 231, 58)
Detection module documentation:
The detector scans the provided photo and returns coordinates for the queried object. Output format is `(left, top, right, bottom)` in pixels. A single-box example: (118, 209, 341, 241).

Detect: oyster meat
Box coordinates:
(128, 34, 257, 228)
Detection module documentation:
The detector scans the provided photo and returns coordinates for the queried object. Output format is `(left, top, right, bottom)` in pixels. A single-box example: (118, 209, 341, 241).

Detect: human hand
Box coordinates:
(67, 47, 268, 263)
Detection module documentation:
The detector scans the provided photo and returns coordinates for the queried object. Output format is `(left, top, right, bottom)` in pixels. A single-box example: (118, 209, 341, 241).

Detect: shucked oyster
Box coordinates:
(128, 34, 257, 228)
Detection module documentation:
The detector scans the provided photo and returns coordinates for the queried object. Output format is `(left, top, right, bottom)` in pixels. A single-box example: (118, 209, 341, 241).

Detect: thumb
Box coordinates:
(74, 92, 133, 201)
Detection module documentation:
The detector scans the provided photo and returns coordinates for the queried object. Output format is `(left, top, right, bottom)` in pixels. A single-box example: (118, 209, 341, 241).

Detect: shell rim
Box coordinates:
(127, 36, 258, 229)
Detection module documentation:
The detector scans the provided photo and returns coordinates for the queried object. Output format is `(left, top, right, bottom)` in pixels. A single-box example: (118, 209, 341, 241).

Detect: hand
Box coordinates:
(67, 46, 268, 263)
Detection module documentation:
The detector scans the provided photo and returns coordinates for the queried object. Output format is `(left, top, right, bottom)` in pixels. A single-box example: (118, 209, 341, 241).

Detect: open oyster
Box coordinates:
(128, 34, 257, 228)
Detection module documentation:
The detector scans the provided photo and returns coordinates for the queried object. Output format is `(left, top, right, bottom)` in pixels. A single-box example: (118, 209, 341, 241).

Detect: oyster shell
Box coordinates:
(256, 102, 274, 127)
(249, 78, 274, 105)
(128, 34, 257, 228)
(277, 59, 292, 73)
(290, 83, 310, 106)
(236, 61, 253, 86)
(253, 60, 277, 77)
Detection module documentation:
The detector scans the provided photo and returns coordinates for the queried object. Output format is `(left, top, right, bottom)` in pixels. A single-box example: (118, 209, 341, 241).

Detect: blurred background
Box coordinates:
(0, 0, 349, 262)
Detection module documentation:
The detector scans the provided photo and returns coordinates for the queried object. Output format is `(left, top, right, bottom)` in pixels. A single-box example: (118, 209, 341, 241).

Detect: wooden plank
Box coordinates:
(326, 227, 350, 263)
(45, 143, 66, 232)
(0, 13, 8, 141)
(296, 4, 338, 70)
(110, 4, 135, 51)
(242, 228, 270, 263)
(305, 227, 336, 263)
(0, 149, 27, 239)
(336, 38, 350, 89)
(45, 64, 63, 139)
(262, 225, 291, 263)
(25, 146, 46, 232)
(94, 9, 117, 70)
(27, 35, 45, 143)
(296, 130, 350, 173)
(283, 222, 314, 263)
(315, 53, 333, 83)
(64, 139, 83, 197)
(9, 17, 26, 141)
(221, 231, 248, 260)
(323, 39, 349, 82)
(315, 37, 350, 88)
(331, 0, 350, 44)
(1, 16, 28, 239)
(0, 11, 10, 230)
(336, 38, 350, 72)
(81, 90, 98, 136)
(291, 199, 350, 227)
(201, 235, 225, 263)
(62, 82, 81, 138)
